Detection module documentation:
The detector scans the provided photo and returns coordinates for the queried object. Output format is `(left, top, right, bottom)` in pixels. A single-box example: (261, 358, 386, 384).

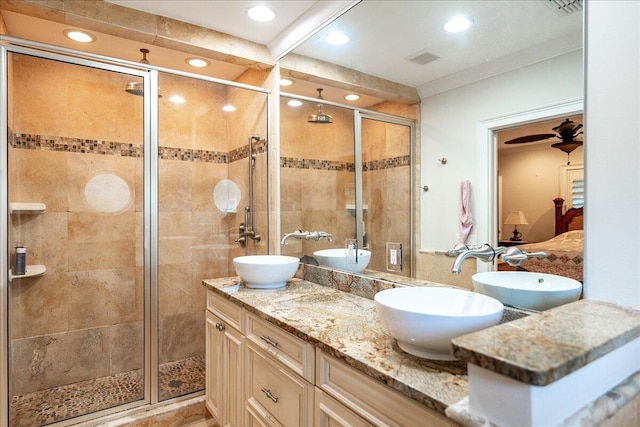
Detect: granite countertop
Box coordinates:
(452, 298, 640, 386)
(203, 277, 468, 415)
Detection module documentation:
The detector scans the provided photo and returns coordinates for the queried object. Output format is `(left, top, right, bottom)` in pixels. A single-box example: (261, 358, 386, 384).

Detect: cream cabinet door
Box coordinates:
(206, 311, 223, 422)
(206, 310, 244, 427)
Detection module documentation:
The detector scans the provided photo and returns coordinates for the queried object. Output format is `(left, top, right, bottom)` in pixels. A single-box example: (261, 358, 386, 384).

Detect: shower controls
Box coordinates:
(237, 135, 263, 249)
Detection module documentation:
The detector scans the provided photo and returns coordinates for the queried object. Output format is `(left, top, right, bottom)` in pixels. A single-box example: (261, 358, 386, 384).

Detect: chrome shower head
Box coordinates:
(307, 88, 333, 124)
(125, 48, 163, 97)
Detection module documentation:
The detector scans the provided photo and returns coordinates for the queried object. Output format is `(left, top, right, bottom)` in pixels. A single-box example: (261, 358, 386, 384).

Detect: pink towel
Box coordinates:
(459, 180, 473, 243)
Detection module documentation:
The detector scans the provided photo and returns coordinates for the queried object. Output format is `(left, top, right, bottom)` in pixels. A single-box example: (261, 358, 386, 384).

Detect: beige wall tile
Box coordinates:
(11, 212, 68, 273)
(68, 211, 136, 243)
(10, 54, 143, 143)
(10, 328, 111, 395)
(159, 311, 205, 364)
(67, 241, 136, 270)
(9, 150, 69, 212)
(191, 162, 227, 212)
(66, 153, 137, 214)
(109, 321, 144, 374)
(9, 272, 70, 340)
(159, 159, 192, 212)
(68, 268, 138, 330)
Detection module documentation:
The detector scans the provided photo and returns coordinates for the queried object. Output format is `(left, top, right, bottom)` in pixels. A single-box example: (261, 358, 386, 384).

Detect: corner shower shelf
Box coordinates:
(345, 204, 369, 215)
(9, 202, 46, 215)
(9, 264, 46, 282)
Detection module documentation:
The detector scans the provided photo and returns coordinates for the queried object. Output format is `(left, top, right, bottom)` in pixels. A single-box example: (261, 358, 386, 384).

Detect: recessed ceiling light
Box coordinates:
(288, 100, 303, 107)
(186, 57, 209, 68)
(222, 104, 237, 112)
(344, 94, 360, 101)
(169, 95, 186, 104)
(64, 29, 96, 43)
(325, 32, 349, 45)
(444, 16, 472, 33)
(280, 78, 293, 86)
(247, 5, 275, 22)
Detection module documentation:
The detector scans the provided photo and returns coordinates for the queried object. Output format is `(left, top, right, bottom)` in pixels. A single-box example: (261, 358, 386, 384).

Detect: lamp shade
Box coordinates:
(504, 211, 528, 226)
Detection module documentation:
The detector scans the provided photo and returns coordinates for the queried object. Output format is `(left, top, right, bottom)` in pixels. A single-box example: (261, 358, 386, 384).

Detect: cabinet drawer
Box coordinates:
(207, 289, 242, 332)
(316, 350, 457, 427)
(245, 311, 315, 383)
(315, 387, 374, 427)
(246, 341, 313, 427)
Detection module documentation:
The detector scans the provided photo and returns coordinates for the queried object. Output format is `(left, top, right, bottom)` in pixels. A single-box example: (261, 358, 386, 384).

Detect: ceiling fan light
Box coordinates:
(552, 141, 583, 154)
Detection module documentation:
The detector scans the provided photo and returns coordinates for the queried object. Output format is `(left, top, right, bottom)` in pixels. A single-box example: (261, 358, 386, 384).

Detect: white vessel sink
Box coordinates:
(313, 248, 371, 273)
(374, 287, 503, 360)
(472, 271, 582, 312)
(233, 255, 299, 289)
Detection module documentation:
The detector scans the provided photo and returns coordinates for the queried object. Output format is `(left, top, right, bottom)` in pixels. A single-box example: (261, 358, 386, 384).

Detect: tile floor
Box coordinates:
(9, 356, 205, 427)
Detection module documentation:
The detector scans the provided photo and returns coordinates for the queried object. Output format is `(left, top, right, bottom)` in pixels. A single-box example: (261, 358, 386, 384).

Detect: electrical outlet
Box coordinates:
(386, 242, 402, 272)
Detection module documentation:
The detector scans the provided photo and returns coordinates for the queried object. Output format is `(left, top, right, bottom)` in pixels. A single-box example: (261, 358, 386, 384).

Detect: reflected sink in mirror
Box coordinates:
(374, 287, 503, 360)
(313, 249, 371, 273)
(233, 255, 299, 289)
(472, 271, 582, 312)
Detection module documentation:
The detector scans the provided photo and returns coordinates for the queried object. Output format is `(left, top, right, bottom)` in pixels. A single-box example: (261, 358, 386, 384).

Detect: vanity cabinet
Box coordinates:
(205, 287, 457, 427)
(316, 351, 456, 427)
(205, 293, 244, 427)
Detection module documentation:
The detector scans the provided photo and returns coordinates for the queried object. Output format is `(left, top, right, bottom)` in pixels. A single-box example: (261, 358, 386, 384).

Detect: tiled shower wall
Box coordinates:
(7, 54, 268, 396)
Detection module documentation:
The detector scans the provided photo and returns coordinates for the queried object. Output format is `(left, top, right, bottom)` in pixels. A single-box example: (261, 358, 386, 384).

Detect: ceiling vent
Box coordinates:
(541, 0, 583, 16)
(406, 49, 440, 66)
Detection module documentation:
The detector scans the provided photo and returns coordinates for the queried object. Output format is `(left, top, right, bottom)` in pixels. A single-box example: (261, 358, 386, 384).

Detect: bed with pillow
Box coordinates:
(498, 198, 584, 282)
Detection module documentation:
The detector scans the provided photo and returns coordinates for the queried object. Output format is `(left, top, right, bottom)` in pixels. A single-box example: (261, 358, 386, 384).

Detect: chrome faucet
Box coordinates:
(435, 243, 470, 257)
(499, 247, 546, 267)
(451, 244, 547, 274)
(281, 230, 333, 245)
(451, 244, 507, 274)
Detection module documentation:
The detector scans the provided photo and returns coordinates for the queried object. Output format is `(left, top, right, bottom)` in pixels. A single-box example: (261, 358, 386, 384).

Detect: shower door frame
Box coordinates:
(0, 37, 272, 426)
(0, 40, 156, 425)
(355, 111, 416, 276)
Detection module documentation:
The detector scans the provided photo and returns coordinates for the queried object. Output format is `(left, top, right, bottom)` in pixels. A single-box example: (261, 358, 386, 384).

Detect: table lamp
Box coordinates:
(504, 211, 528, 241)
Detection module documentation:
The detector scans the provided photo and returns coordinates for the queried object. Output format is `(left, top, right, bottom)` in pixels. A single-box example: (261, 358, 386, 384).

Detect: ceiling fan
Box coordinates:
(504, 119, 583, 164)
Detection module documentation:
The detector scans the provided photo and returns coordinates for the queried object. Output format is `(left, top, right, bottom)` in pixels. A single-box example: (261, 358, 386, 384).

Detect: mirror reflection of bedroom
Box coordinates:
(497, 114, 584, 282)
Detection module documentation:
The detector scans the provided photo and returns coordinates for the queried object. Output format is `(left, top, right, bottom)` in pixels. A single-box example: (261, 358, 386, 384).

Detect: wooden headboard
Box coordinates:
(554, 198, 583, 235)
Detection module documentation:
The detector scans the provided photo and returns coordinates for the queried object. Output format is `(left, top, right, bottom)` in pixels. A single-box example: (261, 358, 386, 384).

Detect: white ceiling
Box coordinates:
(106, 0, 583, 95)
(2, 0, 583, 104)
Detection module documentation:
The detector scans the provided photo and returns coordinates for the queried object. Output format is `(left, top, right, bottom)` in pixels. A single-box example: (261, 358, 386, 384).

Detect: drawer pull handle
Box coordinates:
(260, 335, 278, 348)
(261, 387, 279, 403)
(215, 322, 225, 332)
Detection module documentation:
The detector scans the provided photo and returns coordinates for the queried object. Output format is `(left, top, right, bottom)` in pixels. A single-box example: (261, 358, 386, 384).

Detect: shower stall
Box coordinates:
(279, 93, 416, 276)
(1, 39, 269, 426)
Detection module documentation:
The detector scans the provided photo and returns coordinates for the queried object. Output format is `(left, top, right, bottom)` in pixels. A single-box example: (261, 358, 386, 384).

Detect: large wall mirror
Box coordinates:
(278, 0, 583, 282)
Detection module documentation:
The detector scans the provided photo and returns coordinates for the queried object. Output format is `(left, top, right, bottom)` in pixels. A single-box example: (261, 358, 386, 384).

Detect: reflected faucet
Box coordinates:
(451, 244, 547, 274)
(281, 230, 333, 245)
(452, 244, 507, 274)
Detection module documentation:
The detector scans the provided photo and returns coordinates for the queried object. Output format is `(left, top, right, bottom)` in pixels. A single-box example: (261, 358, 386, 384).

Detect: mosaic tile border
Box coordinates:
(10, 133, 144, 157)
(281, 154, 411, 172)
(10, 132, 266, 164)
(11, 133, 409, 171)
(281, 157, 354, 172)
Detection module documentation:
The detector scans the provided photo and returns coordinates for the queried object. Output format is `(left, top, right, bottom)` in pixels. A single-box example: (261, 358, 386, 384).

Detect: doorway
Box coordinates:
(476, 99, 583, 273)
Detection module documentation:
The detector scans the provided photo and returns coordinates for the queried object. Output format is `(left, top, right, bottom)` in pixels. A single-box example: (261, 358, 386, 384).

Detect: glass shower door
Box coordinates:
(359, 114, 414, 276)
(5, 52, 146, 425)
(156, 72, 268, 401)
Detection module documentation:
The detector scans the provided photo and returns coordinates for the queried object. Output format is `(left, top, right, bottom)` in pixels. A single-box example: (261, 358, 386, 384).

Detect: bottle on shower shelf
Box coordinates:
(14, 245, 26, 275)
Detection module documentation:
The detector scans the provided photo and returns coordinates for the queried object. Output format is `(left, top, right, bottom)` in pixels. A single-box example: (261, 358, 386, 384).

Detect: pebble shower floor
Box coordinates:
(9, 356, 205, 426)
